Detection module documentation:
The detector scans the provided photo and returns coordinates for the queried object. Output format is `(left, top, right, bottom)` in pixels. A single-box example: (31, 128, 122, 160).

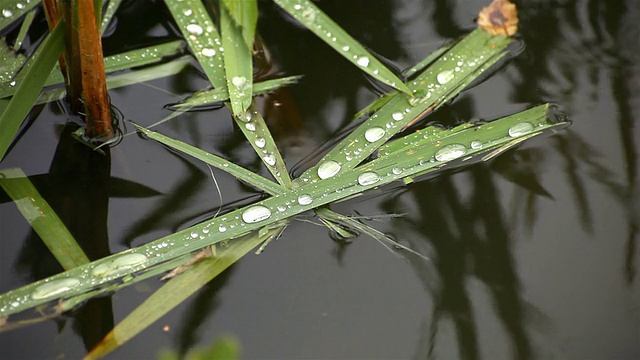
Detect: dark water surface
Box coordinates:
(1, 0, 638, 359)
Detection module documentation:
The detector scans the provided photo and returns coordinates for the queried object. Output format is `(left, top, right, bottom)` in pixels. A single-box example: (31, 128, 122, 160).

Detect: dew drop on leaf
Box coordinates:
(364, 127, 386, 143)
(434, 144, 467, 161)
(297, 194, 313, 205)
(508, 122, 534, 137)
(242, 205, 272, 223)
(186, 24, 204, 36)
(437, 70, 455, 84)
(317, 160, 341, 179)
(32, 278, 81, 300)
(357, 172, 381, 186)
(357, 56, 370, 67)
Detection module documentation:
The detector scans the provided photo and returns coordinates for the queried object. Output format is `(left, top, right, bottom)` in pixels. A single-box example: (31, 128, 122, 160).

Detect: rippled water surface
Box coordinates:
(0, 0, 638, 359)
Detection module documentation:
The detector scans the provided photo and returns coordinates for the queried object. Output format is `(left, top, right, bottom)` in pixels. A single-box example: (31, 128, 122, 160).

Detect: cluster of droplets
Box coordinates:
(1, 1, 31, 19)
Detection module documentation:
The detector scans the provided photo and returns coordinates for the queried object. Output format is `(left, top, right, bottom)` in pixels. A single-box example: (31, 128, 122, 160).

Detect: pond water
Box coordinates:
(1, 0, 638, 359)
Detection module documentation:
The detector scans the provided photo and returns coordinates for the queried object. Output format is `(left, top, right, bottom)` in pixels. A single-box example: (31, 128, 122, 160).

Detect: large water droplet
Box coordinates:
(186, 24, 203, 36)
(317, 160, 341, 179)
(32, 278, 81, 300)
(245, 122, 256, 131)
(263, 153, 276, 166)
(297, 194, 313, 205)
(392, 167, 403, 175)
(436, 69, 455, 84)
(254, 137, 266, 148)
(508, 122, 534, 137)
(92, 254, 148, 277)
(242, 205, 271, 223)
(364, 127, 386, 143)
(232, 76, 247, 90)
(357, 56, 370, 67)
(434, 144, 467, 161)
(201, 48, 216, 57)
(218, 225, 227, 232)
(183, 9, 193, 16)
(392, 112, 404, 121)
(358, 172, 381, 186)
(2, 9, 13, 18)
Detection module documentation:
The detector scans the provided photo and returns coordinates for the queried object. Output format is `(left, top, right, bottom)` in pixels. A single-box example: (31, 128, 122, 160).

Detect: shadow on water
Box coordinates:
(511, 0, 639, 283)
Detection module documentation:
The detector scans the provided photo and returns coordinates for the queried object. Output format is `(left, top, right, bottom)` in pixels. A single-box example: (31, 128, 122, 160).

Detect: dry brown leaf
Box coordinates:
(478, 0, 518, 36)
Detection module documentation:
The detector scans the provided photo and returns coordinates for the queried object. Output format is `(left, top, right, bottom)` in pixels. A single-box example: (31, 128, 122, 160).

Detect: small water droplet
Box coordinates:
(470, 140, 483, 149)
(32, 278, 81, 300)
(508, 122, 534, 137)
(202, 228, 210, 234)
(263, 153, 276, 166)
(277, 205, 286, 212)
(358, 172, 381, 186)
(392, 167, 403, 175)
(297, 194, 313, 205)
(255, 137, 266, 148)
(232, 76, 247, 90)
(183, 9, 192, 16)
(186, 24, 203, 36)
(392, 112, 404, 121)
(364, 127, 386, 143)
(218, 225, 227, 232)
(190, 232, 198, 238)
(16, 3, 26, 10)
(357, 56, 370, 67)
(434, 144, 467, 161)
(436, 69, 455, 84)
(201, 48, 216, 57)
(301, 8, 316, 22)
(245, 122, 256, 131)
(2, 9, 13, 18)
(317, 160, 341, 179)
(242, 205, 271, 223)
(342, 45, 350, 51)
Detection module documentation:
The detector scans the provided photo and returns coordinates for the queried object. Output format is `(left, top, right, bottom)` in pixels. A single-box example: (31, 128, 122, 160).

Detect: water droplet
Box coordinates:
(183, 9, 192, 16)
(297, 194, 313, 205)
(357, 56, 370, 67)
(392, 112, 404, 121)
(342, 45, 350, 51)
(364, 127, 386, 143)
(2, 9, 13, 18)
(277, 205, 286, 212)
(470, 140, 483, 149)
(32, 278, 81, 300)
(508, 122, 534, 137)
(317, 160, 341, 179)
(255, 137, 266, 148)
(218, 225, 227, 232)
(358, 172, 381, 186)
(242, 205, 271, 223)
(434, 144, 467, 161)
(186, 24, 203, 36)
(245, 122, 256, 131)
(201, 48, 216, 57)
(293, 4, 302, 10)
(392, 167, 403, 175)
(436, 69, 455, 84)
(263, 153, 276, 166)
(92, 254, 148, 277)
(232, 76, 247, 90)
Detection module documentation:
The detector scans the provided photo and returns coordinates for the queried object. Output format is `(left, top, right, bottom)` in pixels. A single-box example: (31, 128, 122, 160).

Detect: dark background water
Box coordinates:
(1, 0, 638, 359)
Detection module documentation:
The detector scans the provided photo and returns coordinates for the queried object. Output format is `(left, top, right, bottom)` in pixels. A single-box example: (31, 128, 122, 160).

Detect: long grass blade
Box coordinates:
(166, 75, 302, 111)
(100, 0, 122, 34)
(132, 123, 286, 196)
(220, 0, 254, 116)
(84, 226, 280, 360)
(0, 104, 568, 319)
(294, 28, 514, 185)
(0, 168, 90, 269)
(163, 0, 226, 88)
(272, 0, 411, 95)
(0, 21, 64, 161)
